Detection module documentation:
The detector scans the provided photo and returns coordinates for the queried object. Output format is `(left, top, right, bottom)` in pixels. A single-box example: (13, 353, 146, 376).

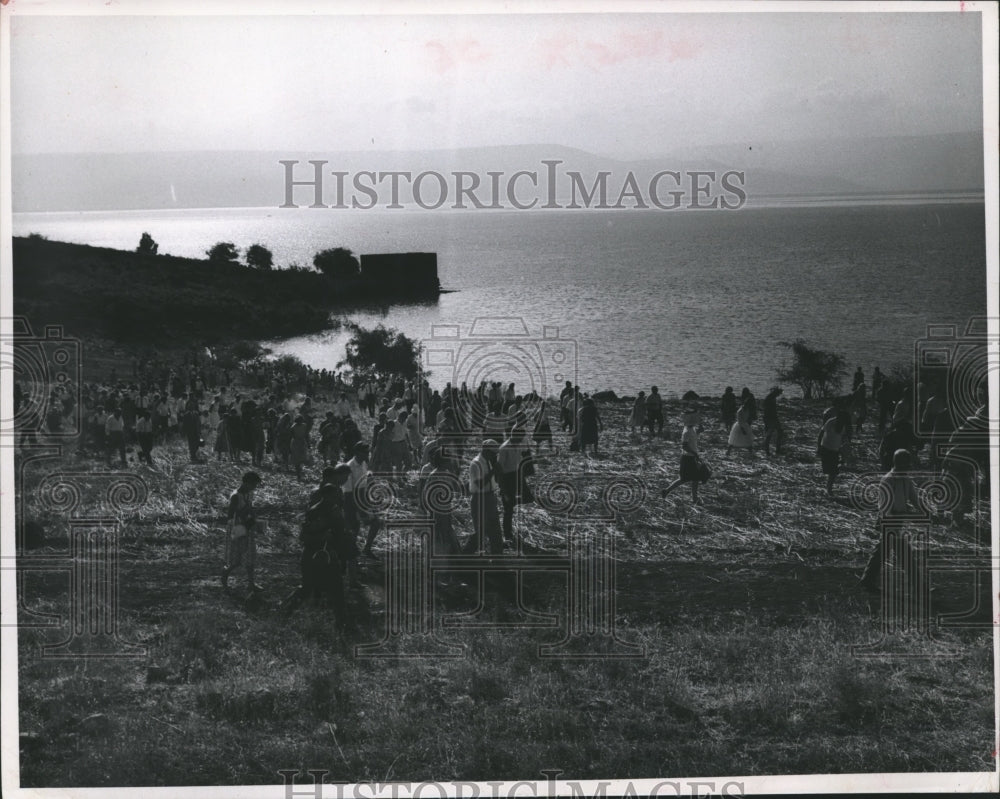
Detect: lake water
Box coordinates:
(12, 201, 988, 396)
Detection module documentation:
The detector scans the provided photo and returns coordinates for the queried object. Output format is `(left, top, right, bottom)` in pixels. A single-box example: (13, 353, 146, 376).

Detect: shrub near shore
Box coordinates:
(15, 378, 993, 785)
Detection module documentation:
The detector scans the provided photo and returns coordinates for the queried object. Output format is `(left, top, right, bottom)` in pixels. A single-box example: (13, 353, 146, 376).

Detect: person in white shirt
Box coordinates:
(342, 442, 384, 558)
(104, 408, 126, 465)
(335, 394, 352, 419)
(662, 409, 707, 503)
(466, 439, 503, 555)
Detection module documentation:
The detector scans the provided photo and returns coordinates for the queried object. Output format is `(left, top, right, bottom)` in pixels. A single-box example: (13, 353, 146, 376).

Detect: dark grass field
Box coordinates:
(14, 393, 996, 787)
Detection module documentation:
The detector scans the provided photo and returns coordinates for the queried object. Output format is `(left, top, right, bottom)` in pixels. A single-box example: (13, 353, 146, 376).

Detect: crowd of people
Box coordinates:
(13, 356, 992, 626)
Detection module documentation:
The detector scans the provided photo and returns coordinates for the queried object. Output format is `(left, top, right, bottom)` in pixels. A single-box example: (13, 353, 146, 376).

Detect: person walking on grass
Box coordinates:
(662, 409, 709, 503)
(466, 439, 504, 555)
(498, 427, 534, 545)
(817, 408, 850, 496)
(105, 407, 127, 466)
(720, 386, 737, 431)
(135, 409, 154, 465)
(645, 386, 664, 437)
(629, 391, 647, 434)
(222, 471, 263, 593)
(857, 449, 927, 600)
(577, 396, 603, 456)
(343, 442, 385, 559)
(289, 415, 309, 482)
(182, 405, 202, 463)
(762, 386, 784, 457)
(726, 401, 754, 456)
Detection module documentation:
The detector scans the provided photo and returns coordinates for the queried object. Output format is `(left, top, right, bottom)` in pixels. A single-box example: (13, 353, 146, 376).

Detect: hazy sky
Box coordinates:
(9, 8, 985, 158)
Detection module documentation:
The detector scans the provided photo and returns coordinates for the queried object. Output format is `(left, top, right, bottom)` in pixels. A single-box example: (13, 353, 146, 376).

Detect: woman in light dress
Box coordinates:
(726, 402, 754, 455)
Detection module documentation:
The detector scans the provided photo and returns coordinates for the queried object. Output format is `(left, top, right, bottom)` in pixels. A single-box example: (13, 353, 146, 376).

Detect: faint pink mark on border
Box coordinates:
(542, 30, 700, 70)
(426, 39, 491, 74)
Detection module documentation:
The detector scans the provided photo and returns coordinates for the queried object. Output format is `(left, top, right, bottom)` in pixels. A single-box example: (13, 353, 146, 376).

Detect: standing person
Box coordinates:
(559, 381, 574, 432)
(497, 427, 533, 545)
(466, 439, 504, 556)
(726, 401, 754, 456)
(577, 397, 603, 456)
(387, 412, 413, 474)
(343, 442, 385, 559)
(870, 366, 883, 417)
(135, 409, 154, 465)
(423, 450, 463, 557)
(335, 393, 352, 420)
(662, 409, 708, 503)
(817, 408, 850, 496)
(105, 407, 127, 466)
(858, 449, 926, 598)
(853, 366, 866, 392)
(720, 387, 737, 431)
(221, 471, 263, 593)
(852, 381, 868, 432)
(289, 415, 310, 482)
(214, 409, 232, 462)
(762, 387, 784, 457)
(740, 387, 758, 427)
(275, 411, 293, 469)
(182, 405, 202, 463)
(629, 391, 647, 434)
(532, 400, 555, 452)
(645, 386, 664, 437)
(404, 408, 422, 461)
(318, 413, 341, 466)
(876, 376, 897, 434)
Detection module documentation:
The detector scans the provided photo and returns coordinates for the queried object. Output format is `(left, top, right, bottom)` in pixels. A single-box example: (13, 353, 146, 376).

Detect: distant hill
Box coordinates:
(12, 133, 983, 213)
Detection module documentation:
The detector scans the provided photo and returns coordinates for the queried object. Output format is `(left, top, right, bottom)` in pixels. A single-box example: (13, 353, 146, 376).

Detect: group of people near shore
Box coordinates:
(15, 356, 992, 625)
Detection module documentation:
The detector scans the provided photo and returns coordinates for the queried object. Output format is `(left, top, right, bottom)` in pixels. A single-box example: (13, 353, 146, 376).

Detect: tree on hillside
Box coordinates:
(137, 232, 159, 255)
(313, 247, 360, 280)
(206, 241, 240, 264)
(245, 243, 274, 270)
(776, 339, 847, 399)
(338, 324, 422, 380)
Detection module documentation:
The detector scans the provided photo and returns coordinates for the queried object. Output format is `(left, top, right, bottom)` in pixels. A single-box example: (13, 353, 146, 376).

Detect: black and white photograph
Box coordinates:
(1, 1, 998, 796)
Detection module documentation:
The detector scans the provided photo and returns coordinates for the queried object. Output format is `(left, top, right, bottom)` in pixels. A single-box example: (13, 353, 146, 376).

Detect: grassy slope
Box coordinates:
(16, 392, 994, 786)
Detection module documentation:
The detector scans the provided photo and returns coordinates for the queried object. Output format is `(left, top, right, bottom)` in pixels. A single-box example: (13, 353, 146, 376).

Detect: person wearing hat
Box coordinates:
(762, 386, 784, 457)
(466, 439, 503, 555)
(662, 408, 708, 502)
(222, 471, 263, 592)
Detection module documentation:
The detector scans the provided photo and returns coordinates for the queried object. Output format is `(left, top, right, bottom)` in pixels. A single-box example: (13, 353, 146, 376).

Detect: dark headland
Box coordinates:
(12, 236, 441, 345)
